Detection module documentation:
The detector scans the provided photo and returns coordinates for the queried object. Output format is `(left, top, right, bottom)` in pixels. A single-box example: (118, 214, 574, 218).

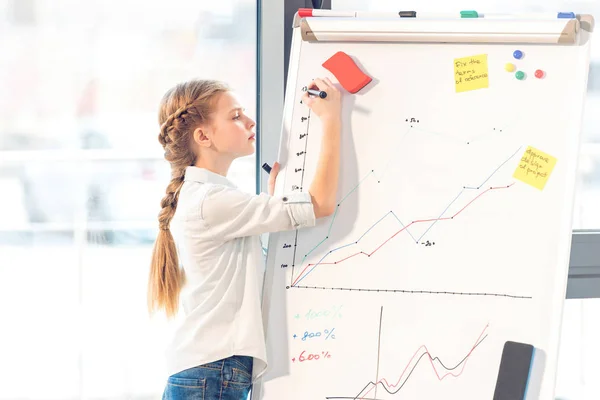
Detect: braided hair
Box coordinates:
(148, 80, 229, 317)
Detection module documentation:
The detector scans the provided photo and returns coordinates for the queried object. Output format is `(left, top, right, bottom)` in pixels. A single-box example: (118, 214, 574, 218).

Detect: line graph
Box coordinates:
(290, 146, 522, 288)
(288, 114, 520, 284)
(326, 307, 490, 400)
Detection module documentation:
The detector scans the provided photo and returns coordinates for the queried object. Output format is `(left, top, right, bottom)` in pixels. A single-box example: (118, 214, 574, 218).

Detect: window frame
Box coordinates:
(568, 231, 600, 298)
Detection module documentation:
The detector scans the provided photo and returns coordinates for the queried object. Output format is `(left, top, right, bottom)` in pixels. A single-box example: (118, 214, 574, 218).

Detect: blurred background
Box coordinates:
(0, 0, 598, 398)
(0, 0, 257, 398)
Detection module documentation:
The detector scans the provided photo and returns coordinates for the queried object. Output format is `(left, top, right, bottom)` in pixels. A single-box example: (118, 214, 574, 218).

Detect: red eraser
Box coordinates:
(322, 51, 372, 94)
(298, 8, 313, 18)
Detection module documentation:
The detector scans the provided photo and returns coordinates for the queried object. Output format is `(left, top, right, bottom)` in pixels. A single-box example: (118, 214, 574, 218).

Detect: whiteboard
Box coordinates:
(257, 15, 593, 400)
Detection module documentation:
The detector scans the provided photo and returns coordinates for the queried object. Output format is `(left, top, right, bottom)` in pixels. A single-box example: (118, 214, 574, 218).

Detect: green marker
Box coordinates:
(515, 71, 526, 80)
(460, 10, 479, 18)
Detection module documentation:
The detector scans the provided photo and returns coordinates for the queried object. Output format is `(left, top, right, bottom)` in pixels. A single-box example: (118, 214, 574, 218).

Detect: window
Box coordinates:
(0, 0, 257, 398)
(575, 60, 600, 229)
(555, 299, 600, 400)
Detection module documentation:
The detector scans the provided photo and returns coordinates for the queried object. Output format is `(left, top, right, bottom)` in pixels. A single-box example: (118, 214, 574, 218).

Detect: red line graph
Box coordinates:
(291, 183, 515, 287)
(357, 323, 490, 400)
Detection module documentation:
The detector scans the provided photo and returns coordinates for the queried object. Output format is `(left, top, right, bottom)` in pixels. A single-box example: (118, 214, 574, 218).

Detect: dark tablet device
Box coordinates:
(493, 341, 534, 400)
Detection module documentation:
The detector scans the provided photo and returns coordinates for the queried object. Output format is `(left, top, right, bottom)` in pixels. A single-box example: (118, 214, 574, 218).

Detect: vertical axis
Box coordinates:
(290, 107, 312, 286)
(291, 233, 298, 286)
(299, 109, 311, 188)
(375, 306, 383, 399)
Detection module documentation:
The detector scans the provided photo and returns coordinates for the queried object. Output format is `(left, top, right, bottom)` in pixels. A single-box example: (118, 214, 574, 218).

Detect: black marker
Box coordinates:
(398, 11, 417, 17)
(307, 89, 327, 99)
(262, 163, 272, 174)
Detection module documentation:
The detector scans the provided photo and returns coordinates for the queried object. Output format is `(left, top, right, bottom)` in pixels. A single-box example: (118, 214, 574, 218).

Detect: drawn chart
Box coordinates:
(290, 146, 521, 290)
(278, 100, 536, 300)
(326, 307, 490, 400)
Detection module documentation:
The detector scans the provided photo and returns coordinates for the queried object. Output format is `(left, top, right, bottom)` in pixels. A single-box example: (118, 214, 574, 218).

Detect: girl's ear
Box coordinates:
(193, 126, 212, 148)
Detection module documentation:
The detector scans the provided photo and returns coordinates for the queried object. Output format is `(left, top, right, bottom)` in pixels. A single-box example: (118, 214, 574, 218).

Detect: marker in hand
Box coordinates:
(307, 88, 327, 99)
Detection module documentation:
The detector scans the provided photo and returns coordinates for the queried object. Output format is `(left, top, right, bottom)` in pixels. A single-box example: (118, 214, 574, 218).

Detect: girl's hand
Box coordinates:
(268, 162, 280, 196)
(301, 77, 342, 125)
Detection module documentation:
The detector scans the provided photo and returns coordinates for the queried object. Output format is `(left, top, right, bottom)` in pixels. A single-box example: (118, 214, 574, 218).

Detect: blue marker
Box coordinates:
(557, 12, 576, 18)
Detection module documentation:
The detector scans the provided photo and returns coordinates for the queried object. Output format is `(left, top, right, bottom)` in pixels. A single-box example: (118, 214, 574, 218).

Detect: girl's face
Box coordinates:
(205, 91, 256, 159)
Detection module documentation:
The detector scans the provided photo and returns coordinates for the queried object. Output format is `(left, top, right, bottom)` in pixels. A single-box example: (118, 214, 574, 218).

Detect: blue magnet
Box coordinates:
(513, 50, 523, 60)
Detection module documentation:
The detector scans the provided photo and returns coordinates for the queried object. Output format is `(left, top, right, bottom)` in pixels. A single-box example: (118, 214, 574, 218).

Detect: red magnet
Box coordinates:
(322, 51, 372, 94)
(535, 69, 545, 79)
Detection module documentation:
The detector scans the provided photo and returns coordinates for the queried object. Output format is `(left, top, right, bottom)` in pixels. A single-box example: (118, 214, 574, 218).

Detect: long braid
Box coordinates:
(148, 80, 229, 318)
(158, 173, 184, 230)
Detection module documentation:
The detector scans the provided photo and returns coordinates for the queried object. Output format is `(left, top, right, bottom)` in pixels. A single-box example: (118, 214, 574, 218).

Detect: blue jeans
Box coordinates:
(162, 355, 253, 400)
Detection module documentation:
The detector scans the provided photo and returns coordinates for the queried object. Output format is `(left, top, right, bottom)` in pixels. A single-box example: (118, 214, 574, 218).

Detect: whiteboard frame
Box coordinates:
(256, 13, 593, 400)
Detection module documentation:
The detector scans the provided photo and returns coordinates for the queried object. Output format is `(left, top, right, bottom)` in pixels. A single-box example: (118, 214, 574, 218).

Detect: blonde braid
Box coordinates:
(148, 79, 229, 318)
(158, 102, 195, 148)
(156, 103, 196, 231)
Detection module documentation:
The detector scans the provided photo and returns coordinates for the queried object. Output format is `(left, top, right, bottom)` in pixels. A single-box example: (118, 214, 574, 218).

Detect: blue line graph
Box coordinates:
(291, 146, 522, 287)
(421, 145, 521, 239)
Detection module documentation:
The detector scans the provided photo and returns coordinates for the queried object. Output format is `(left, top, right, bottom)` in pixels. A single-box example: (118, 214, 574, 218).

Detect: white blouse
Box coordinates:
(165, 166, 316, 381)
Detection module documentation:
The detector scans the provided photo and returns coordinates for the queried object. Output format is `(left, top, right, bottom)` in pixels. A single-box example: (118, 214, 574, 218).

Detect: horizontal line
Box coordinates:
(568, 273, 600, 279)
(291, 285, 532, 299)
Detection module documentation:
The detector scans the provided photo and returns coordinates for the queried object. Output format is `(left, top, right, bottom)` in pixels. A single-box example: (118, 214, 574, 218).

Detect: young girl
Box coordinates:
(148, 78, 342, 400)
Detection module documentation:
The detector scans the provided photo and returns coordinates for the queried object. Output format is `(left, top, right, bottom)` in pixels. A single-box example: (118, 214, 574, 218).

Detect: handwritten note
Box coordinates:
(454, 54, 489, 93)
(513, 146, 557, 190)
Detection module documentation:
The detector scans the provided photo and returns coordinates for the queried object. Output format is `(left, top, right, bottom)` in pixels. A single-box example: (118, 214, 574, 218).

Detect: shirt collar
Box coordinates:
(184, 166, 237, 188)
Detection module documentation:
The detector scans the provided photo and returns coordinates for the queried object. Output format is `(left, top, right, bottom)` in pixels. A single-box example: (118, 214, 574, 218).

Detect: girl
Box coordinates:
(148, 78, 342, 400)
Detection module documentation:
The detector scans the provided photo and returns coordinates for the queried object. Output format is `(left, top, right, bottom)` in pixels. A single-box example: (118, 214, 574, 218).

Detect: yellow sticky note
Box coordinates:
(513, 146, 557, 190)
(454, 54, 489, 93)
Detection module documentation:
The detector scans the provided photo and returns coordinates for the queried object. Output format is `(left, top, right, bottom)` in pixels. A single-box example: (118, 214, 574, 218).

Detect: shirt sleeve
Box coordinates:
(201, 185, 316, 240)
